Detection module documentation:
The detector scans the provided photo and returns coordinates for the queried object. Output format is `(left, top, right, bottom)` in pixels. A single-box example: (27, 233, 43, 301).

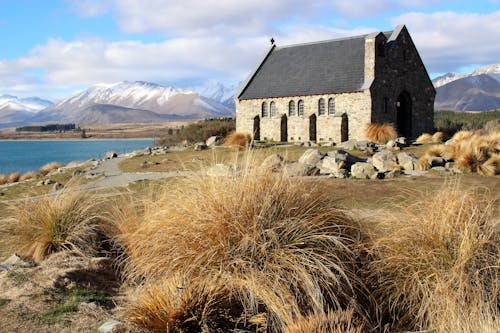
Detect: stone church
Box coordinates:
(235, 25, 435, 143)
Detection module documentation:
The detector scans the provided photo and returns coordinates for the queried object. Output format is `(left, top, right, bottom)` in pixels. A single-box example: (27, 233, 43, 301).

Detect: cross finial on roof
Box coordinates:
(270, 37, 275, 45)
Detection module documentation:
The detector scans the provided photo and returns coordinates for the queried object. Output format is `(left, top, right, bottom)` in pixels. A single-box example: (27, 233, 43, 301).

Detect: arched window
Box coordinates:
(270, 101, 276, 117)
(261, 102, 268, 117)
(318, 98, 325, 115)
(328, 98, 335, 115)
(298, 100, 304, 116)
(288, 100, 295, 116)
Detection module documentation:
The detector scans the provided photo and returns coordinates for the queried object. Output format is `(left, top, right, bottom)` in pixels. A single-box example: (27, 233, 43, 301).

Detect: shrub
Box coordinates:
(158, 118, 235, 146)
(364, 123, 397, 144)
(223, 131, 252, 149)
(0, 174, 7, 185)
(431, 131, 445, 143)
(7, 172, 20, 183)
(365, 180, 499, 331)
(0, 187, 105, 262)
(38, 162, 63, 176)
(115, 156, 365, 331)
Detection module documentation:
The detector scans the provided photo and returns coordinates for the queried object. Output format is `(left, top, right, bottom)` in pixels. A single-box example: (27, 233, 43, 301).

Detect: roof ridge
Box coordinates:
(275, 31, 390, 50)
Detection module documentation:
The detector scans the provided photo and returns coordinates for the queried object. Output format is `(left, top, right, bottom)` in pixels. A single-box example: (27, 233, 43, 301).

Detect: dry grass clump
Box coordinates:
(418, 130, 499, 174)
(365, 180, 499, 331)
(0, 174, 7, 185)
(115, 157, 365, 331)
(283, 308, 365, 333)
(38, 161, 63, 176)
(7, 171, 21, 183)
(223, 131, 252, 149)
(19, 171, 36, 182)
(364, 123, 397, 144)
(0, 186, 105, 262)
(415, 133, 433, 144)
(126, 275, 246, 332)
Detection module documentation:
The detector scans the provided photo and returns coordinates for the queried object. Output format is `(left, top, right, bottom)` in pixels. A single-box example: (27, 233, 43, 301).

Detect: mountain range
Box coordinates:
(433, 64, 500, 111)
(0, 81, 237, 128)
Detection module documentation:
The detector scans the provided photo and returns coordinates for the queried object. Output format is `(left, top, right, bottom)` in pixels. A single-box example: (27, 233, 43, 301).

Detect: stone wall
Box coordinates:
(236, 91, 371, 143)
(369, 27, 435, 138)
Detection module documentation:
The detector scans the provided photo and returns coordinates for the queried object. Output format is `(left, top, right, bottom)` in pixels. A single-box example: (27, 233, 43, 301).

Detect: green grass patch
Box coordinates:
(0, 298, 11, 307)
(434, 109, 500, 134)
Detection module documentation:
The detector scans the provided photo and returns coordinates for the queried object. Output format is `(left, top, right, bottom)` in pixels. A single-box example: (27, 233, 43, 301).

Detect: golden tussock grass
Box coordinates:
(431, 131, 445, 143)
(415, 133, 433, 144)
(283, 308, 365, 333)
(126, 275, 245, 332)
(0, 186, 105, 262)
(364, 179, 499, 331)
(7, 172, 21, 183)
(364, 123, 397, 144)
(19, 171, 36, 182)
(38, 161, 63, 176)
(0, 174, 7, 185)
(115, 155, 366, 331)
(223, 131, 252, 149)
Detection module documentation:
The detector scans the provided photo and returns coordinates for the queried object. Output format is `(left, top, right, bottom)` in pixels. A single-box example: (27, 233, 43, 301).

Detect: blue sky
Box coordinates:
(0, 0, 498, 100)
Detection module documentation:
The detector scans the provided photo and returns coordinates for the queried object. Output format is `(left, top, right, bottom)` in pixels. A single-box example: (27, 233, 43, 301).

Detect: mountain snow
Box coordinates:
(433, 63, 500, 88)
(0, 95, 53, 113)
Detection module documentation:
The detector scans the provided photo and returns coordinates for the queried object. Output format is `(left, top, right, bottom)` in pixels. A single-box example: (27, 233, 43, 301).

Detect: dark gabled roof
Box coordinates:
(238, 31, 392, 100)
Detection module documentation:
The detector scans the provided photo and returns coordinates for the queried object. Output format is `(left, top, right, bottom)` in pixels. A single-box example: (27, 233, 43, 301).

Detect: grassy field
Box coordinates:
(0, 142, 498, 333)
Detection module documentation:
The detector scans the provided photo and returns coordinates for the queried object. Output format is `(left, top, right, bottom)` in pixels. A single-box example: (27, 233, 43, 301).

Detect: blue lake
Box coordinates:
(0, 139, 154, 174)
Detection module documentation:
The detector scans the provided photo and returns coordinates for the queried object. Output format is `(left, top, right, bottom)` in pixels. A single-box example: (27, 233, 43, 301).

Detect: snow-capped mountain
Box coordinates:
(195, 80, 239, 108)
(433, 64, 500, 88)
(0, 95, 54, 128)
(31, 81, 234, 124)
(0, 94, 53, 113)
(433, 64, 500, 111)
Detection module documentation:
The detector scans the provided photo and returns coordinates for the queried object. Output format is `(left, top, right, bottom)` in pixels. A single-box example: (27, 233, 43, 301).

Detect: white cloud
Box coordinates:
(67, 0, 112, 18)
(392, 11, 500, 73)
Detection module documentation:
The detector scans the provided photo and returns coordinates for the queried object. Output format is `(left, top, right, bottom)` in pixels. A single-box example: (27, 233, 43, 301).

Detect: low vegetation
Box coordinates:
(223, 131, 252, 149)
(0, 185, 106, 262)
(158, 118, 235, 146)
(364, 123, 397, 143)
(434, 109, 500, 135)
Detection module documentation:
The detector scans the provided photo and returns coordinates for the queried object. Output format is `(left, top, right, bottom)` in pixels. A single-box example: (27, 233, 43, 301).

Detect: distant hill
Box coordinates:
(0, 95, 53, 128)
(433, 64, 500, 111)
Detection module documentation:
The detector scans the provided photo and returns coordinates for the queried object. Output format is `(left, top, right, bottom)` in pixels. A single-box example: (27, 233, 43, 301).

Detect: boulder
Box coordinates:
(53, 182, 64, 191)
(206, 136, 222, 147)
(98, 319, 122, 333)
(1, 254, 32, 270)
(194, 142, 208, 151)
(319, 150, 362, 174)
(298, 149, 323, 167)
(259, 154, 284, 173)
(330, 169, 348, 179)
(43, 179, 53, 185)
(350, 162, 377, 179)
(105, 151, 117, 159)
(285, 162, 319, 177)
(403, 169, 428, 177)
(395, 137, 408, 146)
(397, 152, 418, 170)
(206, 164, 234, 177)
(372, 150, 398, 172)
(384, 169, 402, 179)
(430, 166, 448, 175)
(72, 169, 84, 176)
(429, 156, 445, 167)
(386, 140, 397, 149)
(336, 139, 357, 150)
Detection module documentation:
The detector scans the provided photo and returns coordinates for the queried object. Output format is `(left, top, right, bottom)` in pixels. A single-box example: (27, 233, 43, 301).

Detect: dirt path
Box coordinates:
(84, 155, 195, 189)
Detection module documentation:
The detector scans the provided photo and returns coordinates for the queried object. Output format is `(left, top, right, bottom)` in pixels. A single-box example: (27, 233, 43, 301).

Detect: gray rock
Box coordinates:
(372, 150, 398, 172)
(298, 149, 323, 167)
(319, 150, 363, 174)
(331, 169, 348, 179)
(206, 136, 222, 147)
(1, 254, 31, 270)
(206, 164, 234, 177)
(385, 169, 402, 179)
(337, 139, 357, 150)
(430, 166, 448, 175)
(397, 152, 418, 170)
(105, 151, 117, 159)
(386, 140, 397, 149)
(98, 319, 122, 333)
(395, 137, 408, 146)
(43, 179, 53, 185)
(53, 182, 64, 191)
(350, 162, 377, 179)
(194, 142, 208, 151)
(285, 162, 319, 177)
(445, 161, 455, 170)
(72, 169, 84, 176)
(429, 156, 445, 167)
(259, 154, 284, 173)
